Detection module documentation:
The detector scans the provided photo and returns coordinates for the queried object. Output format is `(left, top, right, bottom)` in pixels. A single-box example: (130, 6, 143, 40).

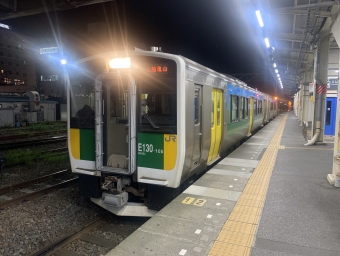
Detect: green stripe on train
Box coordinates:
(80, 129, 95, 161)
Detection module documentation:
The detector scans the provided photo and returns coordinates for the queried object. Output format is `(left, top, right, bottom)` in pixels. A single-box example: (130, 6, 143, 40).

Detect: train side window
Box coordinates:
(245, 98, 249, 118)
(254, 100, 257, 115)
(211, 91, 214, 127)
(194, 89, 199, 125)
(231, 95, 238, 122)
(240, 97, 244, 119)
(259, 100, 262, 114)
(217, 92, 221, 126)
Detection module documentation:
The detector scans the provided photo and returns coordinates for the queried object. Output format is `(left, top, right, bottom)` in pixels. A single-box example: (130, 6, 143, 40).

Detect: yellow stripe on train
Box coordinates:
(164, 134, 177, 170)
(70, 128, 80, 159)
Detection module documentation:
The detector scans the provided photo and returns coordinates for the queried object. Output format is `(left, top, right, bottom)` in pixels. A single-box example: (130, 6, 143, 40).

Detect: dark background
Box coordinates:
(3, 0, 279, 95)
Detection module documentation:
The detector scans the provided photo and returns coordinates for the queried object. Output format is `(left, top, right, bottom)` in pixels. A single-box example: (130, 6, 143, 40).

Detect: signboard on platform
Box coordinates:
(327, 77, 338, 90)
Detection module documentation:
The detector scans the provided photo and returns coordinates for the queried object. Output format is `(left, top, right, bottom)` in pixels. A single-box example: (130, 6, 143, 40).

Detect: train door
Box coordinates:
(324, 97, 337, 135)
(208, 89, 223, 162)
(247, 97, 254, 136)
(191, 85, 202, 167)
(95, 73, 137, 174)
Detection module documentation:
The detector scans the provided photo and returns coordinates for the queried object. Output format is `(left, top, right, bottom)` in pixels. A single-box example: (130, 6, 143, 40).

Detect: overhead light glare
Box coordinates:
(275, 69, 278, 73)
(264, 38, 270, 48)
(60, 59, 67, 65)
(273, 63, 276, 68)
(255, 10, 264, 27)
(109, 57, 131, 69)
(277, 74, 280, 77)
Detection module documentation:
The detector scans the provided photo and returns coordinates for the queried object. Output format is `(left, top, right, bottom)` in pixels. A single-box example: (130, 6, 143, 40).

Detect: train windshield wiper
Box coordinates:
(141, 109, 159, 129)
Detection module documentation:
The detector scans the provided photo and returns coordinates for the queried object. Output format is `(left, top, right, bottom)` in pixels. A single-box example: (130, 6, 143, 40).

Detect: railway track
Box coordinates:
(0, 136, 67, 150)
(30, 214, 142, 256)
(0, 169, 78, 209)
(0, 129, 67, 142)
(2, 147, 68, 168)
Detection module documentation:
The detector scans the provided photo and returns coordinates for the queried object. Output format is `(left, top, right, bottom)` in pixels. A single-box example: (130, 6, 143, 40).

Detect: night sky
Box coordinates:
(3, 0, 276, 94)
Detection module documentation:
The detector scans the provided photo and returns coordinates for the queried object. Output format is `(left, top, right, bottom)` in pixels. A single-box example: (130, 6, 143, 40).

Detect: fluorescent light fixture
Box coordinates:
(275, 69, 278, 73)
(336, 70, 339, 73)
(273, 63, 276, 68)
(264, 38, 270, 48)
(60, 59, 67, 65)
(109, 57, 131, 69)
(255, 10, 264, 27)
(277, 74, 280, 77)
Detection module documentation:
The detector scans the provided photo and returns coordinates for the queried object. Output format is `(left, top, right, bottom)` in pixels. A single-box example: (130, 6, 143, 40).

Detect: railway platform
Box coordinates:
(106, 112, 339, 256)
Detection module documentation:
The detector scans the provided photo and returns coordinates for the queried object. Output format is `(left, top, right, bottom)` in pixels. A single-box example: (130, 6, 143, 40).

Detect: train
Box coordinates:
(67, 48, 278, 216)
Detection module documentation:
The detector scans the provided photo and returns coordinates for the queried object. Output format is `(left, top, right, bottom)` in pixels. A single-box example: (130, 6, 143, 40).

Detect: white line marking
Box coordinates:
(179, 249, 187, 255)
(207, 214, 212, 218)
(195, 229, 202, 234)
(216, 202, 221, 206)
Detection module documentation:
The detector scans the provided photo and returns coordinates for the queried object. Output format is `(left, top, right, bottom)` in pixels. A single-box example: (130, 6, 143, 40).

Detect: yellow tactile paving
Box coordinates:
(236, 198, 264, 208)
(221, 220, 257, 235)
(232, 205, 262, 216)
(228, 212, 260, 224)
(239, 193, 266, 202)
(242, 185, 268, 195)
(216, 230, 254, 247)
(209, 241, 251, 256)
(208, 115, 288, 256)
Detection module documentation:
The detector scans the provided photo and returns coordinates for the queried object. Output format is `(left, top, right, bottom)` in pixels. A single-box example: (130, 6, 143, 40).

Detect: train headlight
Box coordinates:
(108, 57, 131, 69)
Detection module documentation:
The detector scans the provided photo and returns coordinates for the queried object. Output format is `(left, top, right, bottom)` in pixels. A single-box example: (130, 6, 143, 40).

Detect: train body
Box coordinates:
(68, 50, 278, 216)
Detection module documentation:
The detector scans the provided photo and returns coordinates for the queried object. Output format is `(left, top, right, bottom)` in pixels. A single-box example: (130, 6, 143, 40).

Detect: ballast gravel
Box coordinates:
(0, 186, 106, 256)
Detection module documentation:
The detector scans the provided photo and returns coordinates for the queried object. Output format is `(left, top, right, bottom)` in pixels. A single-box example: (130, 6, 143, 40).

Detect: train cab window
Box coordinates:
(231, 95, 238, 122)
(70, 83, 95, 129)
(139, 92, 176, 129)
(240, 97, 244, 119)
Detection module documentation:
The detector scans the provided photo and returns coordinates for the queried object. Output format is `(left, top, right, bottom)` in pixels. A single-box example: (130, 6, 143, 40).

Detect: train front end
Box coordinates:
(67, 52, 186, 216)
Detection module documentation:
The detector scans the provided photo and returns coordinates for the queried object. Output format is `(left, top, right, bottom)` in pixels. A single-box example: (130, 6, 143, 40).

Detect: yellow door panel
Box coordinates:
(212, 90, 222, 157)
(208, 90, 216, 162)
(208, 89, 223, 163)
(247, 97, 254, 136)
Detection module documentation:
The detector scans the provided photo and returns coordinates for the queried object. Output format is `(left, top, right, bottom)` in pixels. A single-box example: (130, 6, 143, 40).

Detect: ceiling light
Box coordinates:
(255, 10, 264, 27)
(275, 69, 278, 73)
(273, 63, 276, 68)
(264, 38, 270, 48)
(277, 74, 280, 77)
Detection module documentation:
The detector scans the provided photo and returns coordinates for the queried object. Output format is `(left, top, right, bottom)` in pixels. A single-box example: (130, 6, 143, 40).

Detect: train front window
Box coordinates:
(70, 83, 95, 129)
(134, 56, 177, 133)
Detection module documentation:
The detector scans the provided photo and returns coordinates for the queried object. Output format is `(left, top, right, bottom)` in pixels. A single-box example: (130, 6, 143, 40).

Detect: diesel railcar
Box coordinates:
(68, 49, 278, 216)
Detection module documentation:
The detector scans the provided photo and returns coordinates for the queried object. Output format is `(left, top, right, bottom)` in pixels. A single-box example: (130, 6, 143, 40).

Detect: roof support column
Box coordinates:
(328, 14, 340, 185)
(298, 85, 304, 126)
(301, 71, 313, 140)
(305, 31, 330, 145)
